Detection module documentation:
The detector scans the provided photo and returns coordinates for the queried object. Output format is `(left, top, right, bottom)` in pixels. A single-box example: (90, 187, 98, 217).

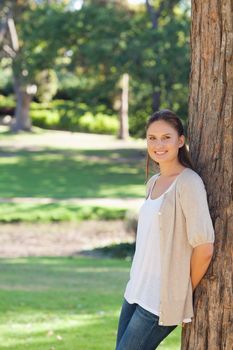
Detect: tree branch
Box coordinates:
(3, 44, 16, 58)
(7, 17, 19, 52)
(145, 0, 158, 29)
(0, 19, 8, 44)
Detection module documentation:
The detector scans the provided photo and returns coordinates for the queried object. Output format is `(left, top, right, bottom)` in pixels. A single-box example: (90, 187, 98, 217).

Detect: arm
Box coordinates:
(182, 243, 214, 328)
(191, 243, 214, 291)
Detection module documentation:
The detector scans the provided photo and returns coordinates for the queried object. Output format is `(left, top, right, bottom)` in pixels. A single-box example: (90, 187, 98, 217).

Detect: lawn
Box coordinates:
(0, 202, 126, 223)
(0, 127, 151, 222)
(0, 129, 181, 349)
(0, 256, 182, 350)
(0, 148, 146, 198)
(0, 127, 150, 199)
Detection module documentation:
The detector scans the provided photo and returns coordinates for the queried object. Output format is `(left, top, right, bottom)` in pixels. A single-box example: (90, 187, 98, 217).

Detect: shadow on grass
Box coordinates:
(0, 147, 147, 198)
(78, 242, 135, 260)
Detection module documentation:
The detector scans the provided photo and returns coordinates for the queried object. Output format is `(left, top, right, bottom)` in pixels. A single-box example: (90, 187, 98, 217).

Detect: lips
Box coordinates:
(155, 151, 167, 155)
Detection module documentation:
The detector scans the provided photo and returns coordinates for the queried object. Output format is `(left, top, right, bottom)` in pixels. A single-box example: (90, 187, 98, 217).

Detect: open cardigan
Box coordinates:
(145, 167, 215, 326)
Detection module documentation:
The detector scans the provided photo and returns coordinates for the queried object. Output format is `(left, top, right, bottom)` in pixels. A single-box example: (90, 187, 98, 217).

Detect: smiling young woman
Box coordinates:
(115, 109, 215, 350)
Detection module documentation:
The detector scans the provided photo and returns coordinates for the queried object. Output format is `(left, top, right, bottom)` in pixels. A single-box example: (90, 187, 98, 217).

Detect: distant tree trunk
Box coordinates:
(152, 91, 160, 112)
(2, 13, 34, 132)
(145, 0, 158, 29)
(118, 73, 129, 140)
(11, 79, 32, 132)
(145, 1, 161, 111)
(181, 1, 233, 349)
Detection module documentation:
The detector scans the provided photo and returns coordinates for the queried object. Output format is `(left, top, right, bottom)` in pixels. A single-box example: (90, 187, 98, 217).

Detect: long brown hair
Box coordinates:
(145, 109, 195, 182)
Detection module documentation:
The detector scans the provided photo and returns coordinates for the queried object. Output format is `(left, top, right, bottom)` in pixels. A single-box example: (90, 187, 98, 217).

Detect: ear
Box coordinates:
(178, 135, 185, 148)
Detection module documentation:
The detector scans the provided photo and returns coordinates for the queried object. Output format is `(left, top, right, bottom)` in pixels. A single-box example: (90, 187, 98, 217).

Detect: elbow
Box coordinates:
(207, 244, 214, 259)
(205, 251, 213, 264)
(193, 243, 214, 261)
(204, 244, 214, 263)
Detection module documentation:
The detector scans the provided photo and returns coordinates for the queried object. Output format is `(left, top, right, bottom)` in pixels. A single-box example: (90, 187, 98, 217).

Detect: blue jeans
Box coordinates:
(115, 298, 177, 350)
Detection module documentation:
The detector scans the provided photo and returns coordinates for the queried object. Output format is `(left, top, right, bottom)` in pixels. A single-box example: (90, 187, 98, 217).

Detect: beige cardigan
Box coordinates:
(145, 167, 215, 326)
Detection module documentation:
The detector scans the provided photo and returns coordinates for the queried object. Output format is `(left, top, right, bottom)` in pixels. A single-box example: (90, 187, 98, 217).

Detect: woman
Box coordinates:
(115, 109, 215, 350)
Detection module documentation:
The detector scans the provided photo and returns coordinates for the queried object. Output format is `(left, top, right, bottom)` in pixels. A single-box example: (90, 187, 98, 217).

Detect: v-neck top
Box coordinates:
(148, 173, 178, 200)
(124, 173, 191, 323)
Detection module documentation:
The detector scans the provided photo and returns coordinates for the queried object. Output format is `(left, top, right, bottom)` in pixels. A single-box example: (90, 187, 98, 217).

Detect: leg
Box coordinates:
(115, 298, 137, 349)
(116, 304, 177, 350)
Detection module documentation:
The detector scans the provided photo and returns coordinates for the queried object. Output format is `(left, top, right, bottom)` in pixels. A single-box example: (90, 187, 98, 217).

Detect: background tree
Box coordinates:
(181, 1, 233, 349)
(128, 2, 190, 137)
(0, 1, 66, 131)
(0, 0, 190, 137)
(145, 0, 184, 111)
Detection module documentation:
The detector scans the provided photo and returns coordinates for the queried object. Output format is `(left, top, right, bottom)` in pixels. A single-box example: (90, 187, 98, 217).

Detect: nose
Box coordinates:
(154, 139, 164, 146)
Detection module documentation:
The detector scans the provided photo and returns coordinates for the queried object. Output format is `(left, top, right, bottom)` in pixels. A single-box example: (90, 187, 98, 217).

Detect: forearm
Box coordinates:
(190, 243, 214, 291)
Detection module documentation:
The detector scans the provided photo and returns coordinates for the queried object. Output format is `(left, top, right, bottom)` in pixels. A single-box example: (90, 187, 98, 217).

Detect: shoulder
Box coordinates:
(146, 173, 160, 186)
(176, 168, 206, 194)
(145, 172, 160, 197)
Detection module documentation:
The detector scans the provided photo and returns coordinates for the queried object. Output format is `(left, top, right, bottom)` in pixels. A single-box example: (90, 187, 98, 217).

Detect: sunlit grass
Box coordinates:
(0, 202, 126, 222)
(0, 256, 181, 350)
(0, 148, 146, 199)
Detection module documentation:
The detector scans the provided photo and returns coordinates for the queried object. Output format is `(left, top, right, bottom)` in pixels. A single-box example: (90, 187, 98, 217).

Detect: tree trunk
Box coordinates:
(152, 90, 160, 112)
(118, 73, 129, 140)
(145, 2, 162, 112)
(181, 1, 233, 349)
(11, 80, 32, 132)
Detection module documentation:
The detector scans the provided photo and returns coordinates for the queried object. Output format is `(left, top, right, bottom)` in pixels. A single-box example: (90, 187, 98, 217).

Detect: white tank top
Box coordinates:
(124, 174, 191, 323)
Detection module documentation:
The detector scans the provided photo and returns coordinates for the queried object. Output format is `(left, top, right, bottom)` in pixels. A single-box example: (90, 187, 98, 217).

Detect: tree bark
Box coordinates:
(118, 73, 129, 140)
(145, 0, 158, 29)
(181, 1, 233, 349)
(11, 80, 32, 132)
(152, 91, 160, 112)
(145, 1, 162, 111)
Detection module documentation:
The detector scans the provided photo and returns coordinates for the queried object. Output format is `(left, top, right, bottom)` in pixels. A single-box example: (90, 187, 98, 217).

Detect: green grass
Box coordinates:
(0, 203, 126, 223)
(0, 127, 153, 222)
(0, 148, 146, 199)
(0, 256, 181, 350)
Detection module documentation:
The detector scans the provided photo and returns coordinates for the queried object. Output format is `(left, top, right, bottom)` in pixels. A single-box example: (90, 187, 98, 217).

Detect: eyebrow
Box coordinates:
(147, 133, 172, 136)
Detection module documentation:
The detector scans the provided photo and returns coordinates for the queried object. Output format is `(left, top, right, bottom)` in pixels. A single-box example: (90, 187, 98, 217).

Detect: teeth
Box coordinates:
(156, 152, 166, 154)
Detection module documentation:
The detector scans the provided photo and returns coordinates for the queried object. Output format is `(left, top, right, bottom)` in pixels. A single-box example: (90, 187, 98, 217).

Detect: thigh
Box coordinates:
(115, 298, 137, 348)
(116, 304, 177, 350)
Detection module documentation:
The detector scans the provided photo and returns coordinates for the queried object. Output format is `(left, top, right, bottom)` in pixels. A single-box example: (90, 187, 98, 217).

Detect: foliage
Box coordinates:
(35, 69, 58, 103)
(0, 0, 190, 136)
(0, 94, 15, 110)
(78, 112, 118, 134)
(0, 96, 118, 134)
(30, 101, 118, 133)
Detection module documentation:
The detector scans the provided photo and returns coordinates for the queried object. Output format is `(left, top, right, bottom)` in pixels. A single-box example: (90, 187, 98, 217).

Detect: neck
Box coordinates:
(159, 161, 185, 177)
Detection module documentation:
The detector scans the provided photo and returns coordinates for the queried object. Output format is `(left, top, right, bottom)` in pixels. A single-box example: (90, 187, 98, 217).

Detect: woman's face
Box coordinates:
(146, 120, 185, 164)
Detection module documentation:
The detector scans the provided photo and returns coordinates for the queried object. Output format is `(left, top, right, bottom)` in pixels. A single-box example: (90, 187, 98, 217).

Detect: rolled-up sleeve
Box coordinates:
(179, 175, 215, 248)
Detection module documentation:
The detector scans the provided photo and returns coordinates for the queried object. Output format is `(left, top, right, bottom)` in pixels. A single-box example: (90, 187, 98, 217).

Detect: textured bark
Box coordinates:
(145, 1, 162, 112)
(181, 1, 233, 349)
(11, 80, 32, 132)
(152, 91, 160, 112)
(118, 73, 129, 140)
(145, 0, 159, 29)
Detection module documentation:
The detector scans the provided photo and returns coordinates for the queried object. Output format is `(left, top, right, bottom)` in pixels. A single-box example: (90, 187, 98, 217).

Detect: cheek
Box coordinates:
(167, 140, 178, 149)
(147, 145, 156, 158)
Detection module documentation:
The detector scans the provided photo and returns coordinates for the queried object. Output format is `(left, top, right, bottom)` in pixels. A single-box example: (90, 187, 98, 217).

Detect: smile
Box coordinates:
(155, 151, 167, 155)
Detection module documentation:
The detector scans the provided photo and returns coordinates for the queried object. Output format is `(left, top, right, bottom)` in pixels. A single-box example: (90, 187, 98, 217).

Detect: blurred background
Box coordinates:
(0, 1, 190, 349)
